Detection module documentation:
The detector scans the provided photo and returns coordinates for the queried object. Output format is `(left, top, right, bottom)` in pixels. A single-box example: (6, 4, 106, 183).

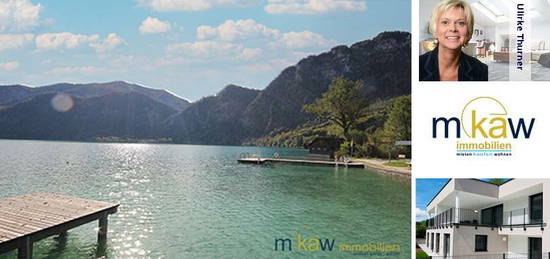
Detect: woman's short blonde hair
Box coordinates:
(429, 0, 474, 44)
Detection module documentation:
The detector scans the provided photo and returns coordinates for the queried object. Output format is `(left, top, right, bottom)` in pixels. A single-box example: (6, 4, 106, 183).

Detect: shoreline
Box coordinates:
(353, 158, 411, 179)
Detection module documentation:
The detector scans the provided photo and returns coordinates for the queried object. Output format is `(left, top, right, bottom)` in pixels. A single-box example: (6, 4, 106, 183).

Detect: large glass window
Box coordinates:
(481, 204, 503, 226)
(481, 208, 492, 225)
(475, 235, 488, 252)
(494, 205, 503, 225)
(530, 193, 543, 224)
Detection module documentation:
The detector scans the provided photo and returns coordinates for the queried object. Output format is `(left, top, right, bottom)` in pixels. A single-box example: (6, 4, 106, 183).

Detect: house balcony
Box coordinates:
(498, 208, 546, 235)
(429, 252, 550, 259)
(426, 207, 546, 231)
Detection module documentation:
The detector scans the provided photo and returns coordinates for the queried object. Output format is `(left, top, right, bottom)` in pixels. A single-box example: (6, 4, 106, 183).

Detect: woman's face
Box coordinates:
(436, 7, 468, 51)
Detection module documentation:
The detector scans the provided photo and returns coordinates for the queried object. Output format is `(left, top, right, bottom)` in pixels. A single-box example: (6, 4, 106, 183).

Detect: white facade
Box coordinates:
(422, 179, 549, 257)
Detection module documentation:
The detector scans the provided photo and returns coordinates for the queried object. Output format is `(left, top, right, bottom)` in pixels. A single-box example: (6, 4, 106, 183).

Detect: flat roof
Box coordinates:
(425, 178, 514, 207)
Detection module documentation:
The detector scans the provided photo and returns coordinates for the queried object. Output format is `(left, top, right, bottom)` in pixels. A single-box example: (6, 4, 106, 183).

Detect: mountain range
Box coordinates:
(0, 81, 190, 111)
(0, 31, 411, 144)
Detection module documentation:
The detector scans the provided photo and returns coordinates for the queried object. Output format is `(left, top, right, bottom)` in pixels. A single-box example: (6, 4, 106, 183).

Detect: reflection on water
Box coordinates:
(106, 147, 152, 257)
(0, 140, 410, 258)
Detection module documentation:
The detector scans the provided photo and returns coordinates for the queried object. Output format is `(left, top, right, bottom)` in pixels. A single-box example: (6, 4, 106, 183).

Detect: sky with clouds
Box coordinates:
(0, 0, 410, 100)
(416, 178, 449, 222)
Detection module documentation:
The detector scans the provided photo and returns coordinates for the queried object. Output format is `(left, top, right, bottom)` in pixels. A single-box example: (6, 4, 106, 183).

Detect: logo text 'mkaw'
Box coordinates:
(432, 116, 535, 139)
(432, 97, 535, 139)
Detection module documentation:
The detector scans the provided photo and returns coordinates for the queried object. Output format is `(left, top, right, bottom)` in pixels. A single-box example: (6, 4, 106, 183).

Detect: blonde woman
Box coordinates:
(420, 0, 488, 81)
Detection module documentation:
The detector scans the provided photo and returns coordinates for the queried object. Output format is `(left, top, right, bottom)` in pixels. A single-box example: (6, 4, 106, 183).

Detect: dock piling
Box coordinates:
(17, 237, 32, 259)
(98, 213, 108, 243)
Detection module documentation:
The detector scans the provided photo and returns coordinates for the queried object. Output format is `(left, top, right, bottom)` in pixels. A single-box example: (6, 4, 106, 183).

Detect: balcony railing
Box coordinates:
(426, 207, 545, 229)
(426, 208, 480, 228)
(429, 253, 550, 259)
(502, 208, 545, 230)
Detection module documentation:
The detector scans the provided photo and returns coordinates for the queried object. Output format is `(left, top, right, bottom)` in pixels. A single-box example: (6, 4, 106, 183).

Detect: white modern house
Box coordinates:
(421, 179, 549, 258)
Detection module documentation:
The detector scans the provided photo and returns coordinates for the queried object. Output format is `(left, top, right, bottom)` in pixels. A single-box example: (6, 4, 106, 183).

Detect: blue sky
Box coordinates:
(0, 0, 410, 101)
(416, 178, 450, 222)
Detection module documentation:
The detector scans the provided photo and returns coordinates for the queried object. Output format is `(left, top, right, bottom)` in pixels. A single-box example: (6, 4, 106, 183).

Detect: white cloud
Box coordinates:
(108, 55, 142, 67)
(416, 208, 429, 221)
(48, 66, 105, 75)
(35, 32, 99, 50)
(137, 0, 255, 12)
(90, 33, 125, 52)
(197, 19, 280, 41)
(139, 17, 172, 34)
(152, 57, 194, 68)
(35, 32, 124, 52)
(138, 0, 211, 11)
(264, 0, 366, 14)
(0, 61, 19, 71)
(239, 47, 262, 60)
(166, 40, 262, 60)
(195, 20, 335, 50)
(0, 0, 42, 31)
(0, 33, 33, 51)
(273, 31, 335, 49)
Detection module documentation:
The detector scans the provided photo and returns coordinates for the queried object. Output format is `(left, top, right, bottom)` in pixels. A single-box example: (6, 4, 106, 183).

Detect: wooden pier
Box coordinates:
(0, 193, 119, 259)
(238, 157, 365, 168)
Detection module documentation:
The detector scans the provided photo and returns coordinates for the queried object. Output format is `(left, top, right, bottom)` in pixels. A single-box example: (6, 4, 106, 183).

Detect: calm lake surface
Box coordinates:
(0, 140, 410, 258)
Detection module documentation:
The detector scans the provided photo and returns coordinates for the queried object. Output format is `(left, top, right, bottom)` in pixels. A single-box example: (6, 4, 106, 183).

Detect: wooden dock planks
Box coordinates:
(237, 157, 365, 168)
(0, 193, 119, 258)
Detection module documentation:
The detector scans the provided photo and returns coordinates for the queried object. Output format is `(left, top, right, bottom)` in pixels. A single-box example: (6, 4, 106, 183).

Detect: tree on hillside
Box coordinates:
(383, 95, 411, 143)
(373, 95, 411, 159)
(303, 77, 367, 142)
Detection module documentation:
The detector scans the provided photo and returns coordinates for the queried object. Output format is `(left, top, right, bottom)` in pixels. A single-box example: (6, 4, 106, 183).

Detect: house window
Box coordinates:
(426, 233, 430, 247)
(530, 193, 543, 224)
(475, 235, 488, 252)
(436, 233, 440, 253)
(444, 234, 450, 258)
(431, 233, 434, 251)
(481, 204, 503, 226)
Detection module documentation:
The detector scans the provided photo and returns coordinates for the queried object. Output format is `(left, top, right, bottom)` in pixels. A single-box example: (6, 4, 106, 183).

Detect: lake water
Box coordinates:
(0, 140, 410, 258)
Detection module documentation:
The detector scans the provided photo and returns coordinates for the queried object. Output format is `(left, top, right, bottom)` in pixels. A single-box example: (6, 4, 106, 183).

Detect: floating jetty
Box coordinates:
(0, 193, 119, 259)
(238, 155, 365, 168)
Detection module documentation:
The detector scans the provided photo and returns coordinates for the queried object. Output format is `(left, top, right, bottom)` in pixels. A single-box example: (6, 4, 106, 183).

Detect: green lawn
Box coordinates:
(416, 250, 429, 259)
(383, 161, 410, 167)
